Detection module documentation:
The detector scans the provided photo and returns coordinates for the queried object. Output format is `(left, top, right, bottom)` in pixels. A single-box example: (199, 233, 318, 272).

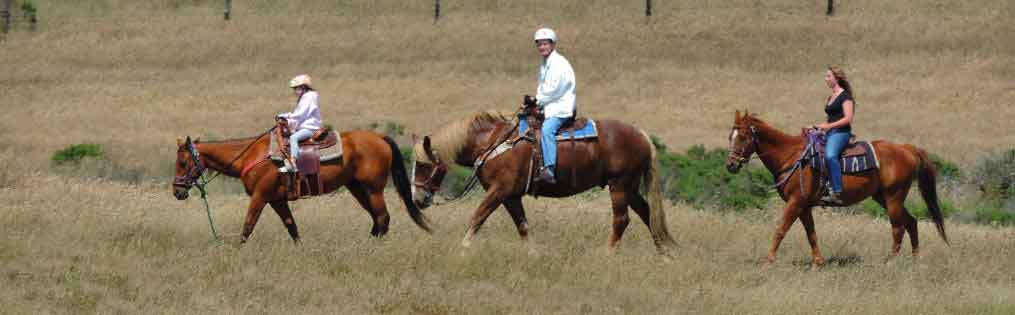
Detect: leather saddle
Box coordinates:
(274, 126, 339, 200)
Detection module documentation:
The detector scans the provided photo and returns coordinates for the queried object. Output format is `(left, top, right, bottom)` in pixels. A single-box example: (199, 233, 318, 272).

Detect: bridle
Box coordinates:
(412, 156, 448, 194)
(173, 141, 206, 190)
(728, 124, 759, 165)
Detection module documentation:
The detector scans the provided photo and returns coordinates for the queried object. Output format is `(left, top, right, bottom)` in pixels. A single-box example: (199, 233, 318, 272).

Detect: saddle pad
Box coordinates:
(840, 141, 879, 174)
(519, 119, 598, 140)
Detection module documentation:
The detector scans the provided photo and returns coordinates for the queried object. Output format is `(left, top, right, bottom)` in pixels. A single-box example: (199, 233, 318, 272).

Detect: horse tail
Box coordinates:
(914, 147, 948, 244)
(639, 130, 677, 250)
(383, 136, 431, 233)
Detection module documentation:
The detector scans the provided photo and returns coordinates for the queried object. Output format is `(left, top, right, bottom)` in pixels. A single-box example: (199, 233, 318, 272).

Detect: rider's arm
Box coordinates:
(286, 92, 319, 124)
(535, 59, 572, 107)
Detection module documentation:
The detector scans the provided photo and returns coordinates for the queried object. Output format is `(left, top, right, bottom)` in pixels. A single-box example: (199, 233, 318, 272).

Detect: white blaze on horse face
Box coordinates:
(410, 158, 417, 198)
(730, 129, 739, 144)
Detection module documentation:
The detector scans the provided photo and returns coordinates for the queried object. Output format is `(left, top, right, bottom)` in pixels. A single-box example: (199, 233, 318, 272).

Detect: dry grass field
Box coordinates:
(2, 0, 1015, 313)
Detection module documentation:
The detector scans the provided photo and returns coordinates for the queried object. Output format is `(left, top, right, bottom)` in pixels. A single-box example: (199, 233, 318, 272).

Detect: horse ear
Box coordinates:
(422, 136, 438, 162)
(735, 110, 742, 120)
(185, 136, 191, 144)
(193, 136, 201, 144)
(176, 137, 182, 147)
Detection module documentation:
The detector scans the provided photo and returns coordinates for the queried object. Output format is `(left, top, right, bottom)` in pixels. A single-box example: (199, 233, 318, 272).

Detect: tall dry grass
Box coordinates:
(2, 0, 1015, 313)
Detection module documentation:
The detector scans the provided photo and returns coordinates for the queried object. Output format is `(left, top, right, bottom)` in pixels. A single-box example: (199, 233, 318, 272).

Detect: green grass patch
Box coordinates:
(655, 144, 773, 211)
(51, 143, 104, 165)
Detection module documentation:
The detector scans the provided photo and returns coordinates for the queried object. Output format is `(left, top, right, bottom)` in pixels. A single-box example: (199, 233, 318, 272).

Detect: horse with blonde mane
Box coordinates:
(411, 111, 675, 254)
(726, 111, 947, 268)
(172, 130, 430, 242)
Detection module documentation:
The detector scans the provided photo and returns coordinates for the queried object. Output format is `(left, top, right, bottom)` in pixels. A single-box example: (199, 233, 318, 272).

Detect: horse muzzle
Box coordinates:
(726, 160, 744, 173)
(173, 185, 190, 200)
(413, 190, 433, 210)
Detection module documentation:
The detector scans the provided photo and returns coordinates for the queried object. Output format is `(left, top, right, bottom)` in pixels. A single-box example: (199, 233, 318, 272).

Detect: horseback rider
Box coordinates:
(524, 27, 576, 185)
(275, 74, 323, 173)
(814, 66, 855, 204)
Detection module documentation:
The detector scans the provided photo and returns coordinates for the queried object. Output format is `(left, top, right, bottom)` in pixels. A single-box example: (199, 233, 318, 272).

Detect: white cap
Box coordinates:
(534, 28, 557, 43)
(289, 74, 312, 88)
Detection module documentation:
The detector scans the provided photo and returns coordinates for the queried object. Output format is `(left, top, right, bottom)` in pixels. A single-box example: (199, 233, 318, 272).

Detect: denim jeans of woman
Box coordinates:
(824, 129, 850, 193)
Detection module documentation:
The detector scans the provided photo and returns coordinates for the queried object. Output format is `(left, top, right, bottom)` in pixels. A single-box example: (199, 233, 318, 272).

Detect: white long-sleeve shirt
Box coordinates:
(280, 91, 322, 131)
(536, 50, 577, 118)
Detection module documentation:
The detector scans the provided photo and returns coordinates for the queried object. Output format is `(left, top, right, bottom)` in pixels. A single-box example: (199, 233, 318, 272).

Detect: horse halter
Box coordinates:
(412, 153, 448, 193)
(728, 125, 759, 165)
(173, 141, 206, 190)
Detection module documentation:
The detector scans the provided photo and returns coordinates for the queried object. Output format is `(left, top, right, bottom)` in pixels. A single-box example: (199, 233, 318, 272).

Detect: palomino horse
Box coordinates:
(725, 111, 947, 267)
(172, 130, 429, 242)
(411, 111, 675, 253)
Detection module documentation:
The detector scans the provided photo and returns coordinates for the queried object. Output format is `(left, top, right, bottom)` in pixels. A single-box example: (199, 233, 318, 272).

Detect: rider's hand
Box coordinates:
(523, 95, 537, 107)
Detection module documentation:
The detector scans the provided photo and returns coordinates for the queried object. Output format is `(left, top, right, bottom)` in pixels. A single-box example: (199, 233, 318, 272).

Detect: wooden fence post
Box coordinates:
(2, 0, 11, 35)
(646, 0, 652, 17)
(222, 0, 230, 20)
(434, 0, 440, 23)
(827, 0, 834, 16)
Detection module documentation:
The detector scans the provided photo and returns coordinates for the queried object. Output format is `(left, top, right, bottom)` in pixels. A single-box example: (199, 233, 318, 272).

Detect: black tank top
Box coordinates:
(824, 90, 853, 132)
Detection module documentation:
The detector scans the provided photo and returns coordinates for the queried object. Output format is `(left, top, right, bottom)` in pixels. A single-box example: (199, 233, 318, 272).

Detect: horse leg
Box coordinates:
(607, 187, 632, 250)
(462, 191, 505, 247)
(768, 200, 802, 264)
(347, 180, 390, 237)
(268, 200, 300, 243)
(798, 207, 825, 269)
(502, 197, 529, 241)
(240, 196, 268, 243)
(628, 193, 652, 234)
(883, 192, 910, 257)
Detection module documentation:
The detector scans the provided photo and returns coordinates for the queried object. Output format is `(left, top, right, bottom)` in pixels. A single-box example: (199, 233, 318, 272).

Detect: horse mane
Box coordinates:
(414, 110, 514, 164)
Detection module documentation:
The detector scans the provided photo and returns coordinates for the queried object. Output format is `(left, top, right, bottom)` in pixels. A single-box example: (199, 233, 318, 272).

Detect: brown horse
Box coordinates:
(410, 111, 675, 253)
(725, 111, 947, 267)
(172, 130, 429, 242)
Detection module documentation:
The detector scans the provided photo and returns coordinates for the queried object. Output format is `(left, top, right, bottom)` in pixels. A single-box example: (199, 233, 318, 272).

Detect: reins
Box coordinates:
(433, 115, 521, 206)
(178, 127, 275, 240)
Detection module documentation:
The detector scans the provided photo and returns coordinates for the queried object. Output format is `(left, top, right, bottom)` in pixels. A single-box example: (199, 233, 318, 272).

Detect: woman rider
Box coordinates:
(814, 66, 855, 204)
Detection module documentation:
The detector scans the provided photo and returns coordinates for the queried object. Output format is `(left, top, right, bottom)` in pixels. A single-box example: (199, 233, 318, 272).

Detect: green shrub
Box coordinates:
(857, 197, 958, 220)
(52, 143, 104, 165)
(972, 149, 1015, 200)
(929, 153, 962, 182)
(655, 144, 773, 211)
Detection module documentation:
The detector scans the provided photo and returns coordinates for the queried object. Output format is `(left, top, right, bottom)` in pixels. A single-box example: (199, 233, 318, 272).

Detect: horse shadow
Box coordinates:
(791, 254, 864, 269)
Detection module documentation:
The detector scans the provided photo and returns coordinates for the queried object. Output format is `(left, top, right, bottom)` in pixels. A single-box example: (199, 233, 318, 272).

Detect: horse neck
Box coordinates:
(752, 121, 805, 174)
(455, 121, 506, 167)
(195, 137, 264, 177)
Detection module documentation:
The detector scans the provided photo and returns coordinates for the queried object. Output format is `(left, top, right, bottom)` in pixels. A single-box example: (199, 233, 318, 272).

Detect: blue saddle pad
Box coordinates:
(519, 119, 598, 140)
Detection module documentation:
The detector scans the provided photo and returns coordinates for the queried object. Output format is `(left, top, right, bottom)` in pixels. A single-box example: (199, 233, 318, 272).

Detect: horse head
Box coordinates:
(727, 110, 759, 173)
(173, 136, 205, 200)
(410, 135, 448, 209)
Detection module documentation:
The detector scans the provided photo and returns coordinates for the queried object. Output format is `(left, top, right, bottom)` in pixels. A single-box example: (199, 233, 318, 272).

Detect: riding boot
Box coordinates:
(821, 191, 843, 204)
(537, 166, 557, 184)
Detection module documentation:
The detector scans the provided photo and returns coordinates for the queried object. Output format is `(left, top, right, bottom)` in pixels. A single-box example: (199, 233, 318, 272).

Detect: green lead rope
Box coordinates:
(195, 178, 220, 240)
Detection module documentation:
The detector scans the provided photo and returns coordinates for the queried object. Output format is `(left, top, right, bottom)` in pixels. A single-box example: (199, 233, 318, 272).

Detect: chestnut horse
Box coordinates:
(410, 111, 675, 253)
(725, 111, 947, 267)
(172, 130, 429, 242)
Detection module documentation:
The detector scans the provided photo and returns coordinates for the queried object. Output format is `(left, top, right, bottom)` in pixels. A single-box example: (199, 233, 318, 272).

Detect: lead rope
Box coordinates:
(189, 126, 275, 240)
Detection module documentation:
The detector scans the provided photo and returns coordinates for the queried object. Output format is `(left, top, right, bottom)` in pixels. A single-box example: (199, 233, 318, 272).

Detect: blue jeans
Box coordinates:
(824, 129, 850, 193)
(290, 129, 315, 160)
(541, 116, 566, 172)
